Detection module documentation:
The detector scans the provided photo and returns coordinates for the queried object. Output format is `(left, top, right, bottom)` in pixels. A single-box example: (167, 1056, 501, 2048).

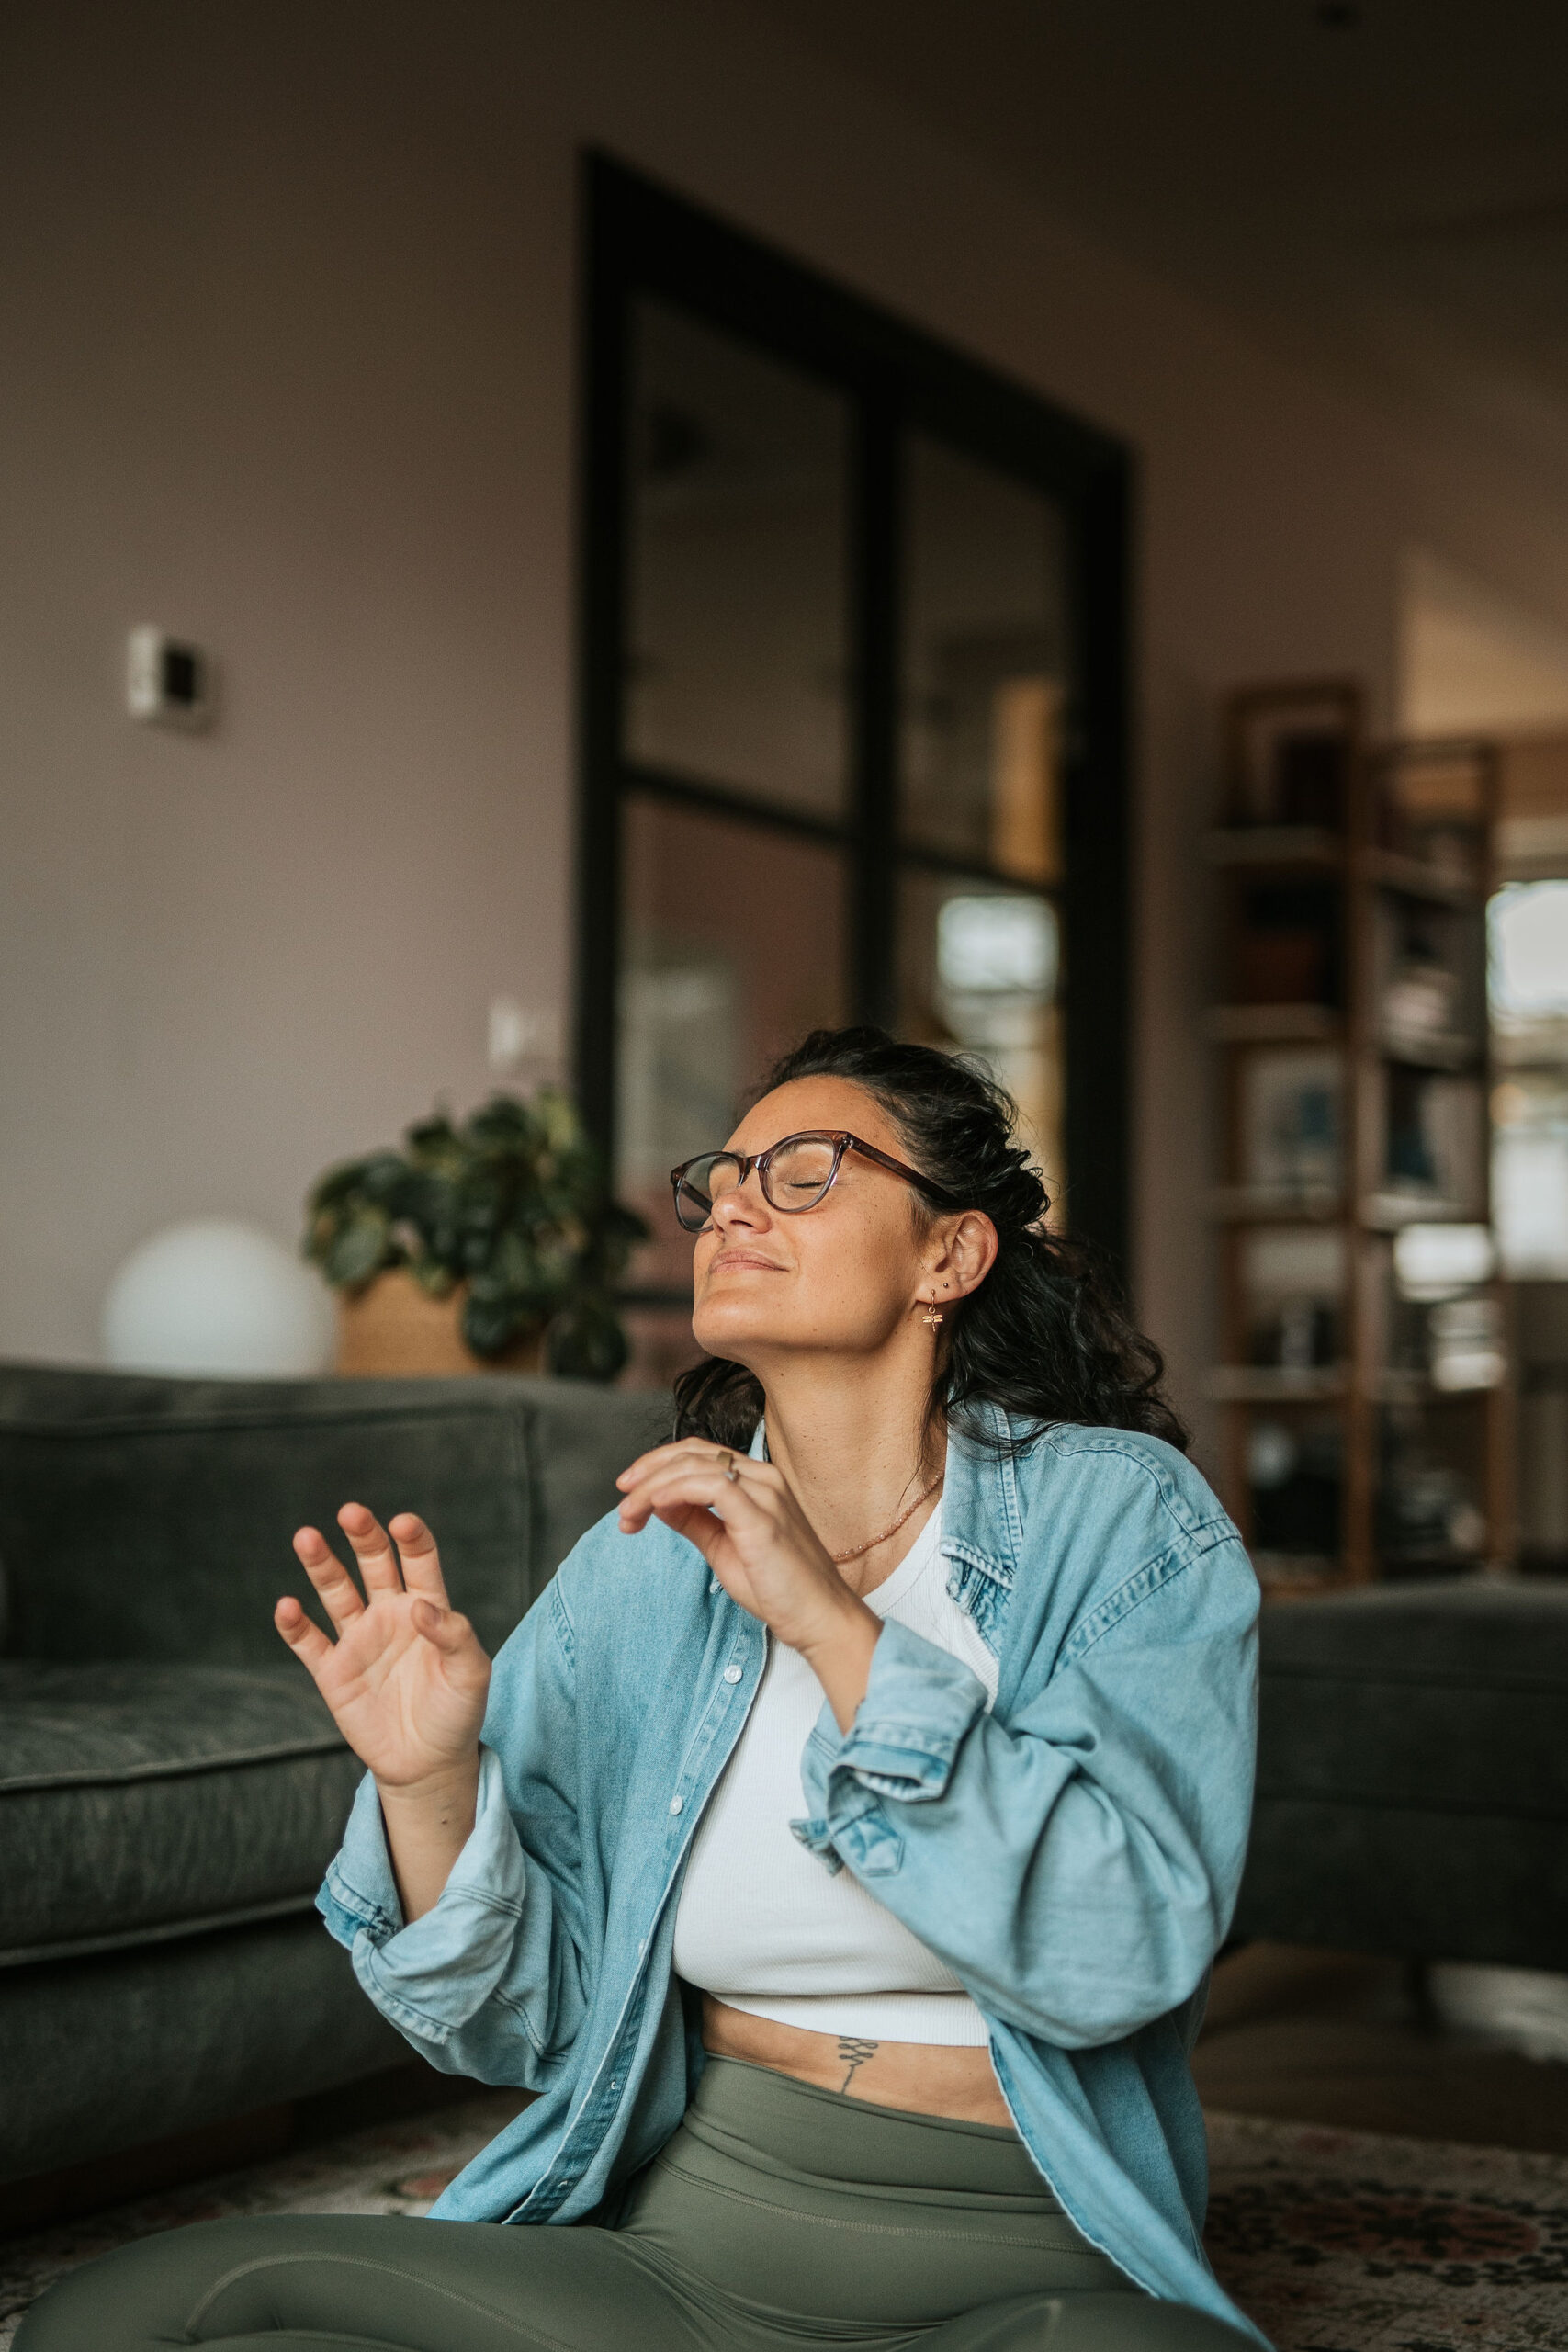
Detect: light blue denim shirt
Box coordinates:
(320, 1409, 1263, 2345)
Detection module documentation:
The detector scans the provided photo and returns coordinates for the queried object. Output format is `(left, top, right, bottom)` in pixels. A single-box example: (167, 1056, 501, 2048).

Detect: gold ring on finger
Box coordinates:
(720, 1452, 740, 1484)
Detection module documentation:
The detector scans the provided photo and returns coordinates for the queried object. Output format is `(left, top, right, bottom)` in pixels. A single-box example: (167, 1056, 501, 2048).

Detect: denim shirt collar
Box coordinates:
(753, 1401, 1024, 1656)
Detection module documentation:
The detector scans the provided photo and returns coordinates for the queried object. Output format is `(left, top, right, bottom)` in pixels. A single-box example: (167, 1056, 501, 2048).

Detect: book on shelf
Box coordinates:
(1245, 1412, 1343, 1561)
(1376, 1437, 1489, 1565)
(1224, 684, 1358, 831)
(1383, 1069, 1485, 1214)
(1372, 893, 1484, 1064)
(1239, 1048, 1343, 1195)
(1374, 741, 1491, 892)
(1373, 1227, 1505, 1394)
(1229, 876, 1340, 1007)
(1239, 1224, 1345, 1371)
(1427, 1295, 1506, 1391)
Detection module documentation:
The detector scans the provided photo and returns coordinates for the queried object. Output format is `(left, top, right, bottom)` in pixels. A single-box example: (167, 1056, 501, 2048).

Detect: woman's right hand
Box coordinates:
(275, 1505, 491, 1792)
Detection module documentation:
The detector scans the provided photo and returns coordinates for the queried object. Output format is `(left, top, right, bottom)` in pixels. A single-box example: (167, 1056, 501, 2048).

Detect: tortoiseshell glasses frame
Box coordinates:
(669, 1130, 961, 1233)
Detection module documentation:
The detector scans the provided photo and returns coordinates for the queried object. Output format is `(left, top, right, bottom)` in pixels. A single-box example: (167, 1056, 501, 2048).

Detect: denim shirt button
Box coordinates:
(669, 1794, 683, 1814)
(723, 1665, 742, 1683)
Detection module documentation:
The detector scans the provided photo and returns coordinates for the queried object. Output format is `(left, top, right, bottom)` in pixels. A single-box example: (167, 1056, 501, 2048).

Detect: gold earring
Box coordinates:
(920, 1302, 942, 1328)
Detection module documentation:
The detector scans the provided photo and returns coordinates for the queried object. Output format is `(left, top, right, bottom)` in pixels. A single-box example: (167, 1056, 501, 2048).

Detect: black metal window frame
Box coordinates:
(574, 153, 1134, 1276)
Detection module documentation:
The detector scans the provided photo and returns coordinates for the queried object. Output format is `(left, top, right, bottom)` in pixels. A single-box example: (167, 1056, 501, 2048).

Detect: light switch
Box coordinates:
(127, 627, 214, 730)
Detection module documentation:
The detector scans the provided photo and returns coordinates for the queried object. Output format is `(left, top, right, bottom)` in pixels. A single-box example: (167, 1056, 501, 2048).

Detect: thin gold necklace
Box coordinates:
(829, 1471, 944, 1566)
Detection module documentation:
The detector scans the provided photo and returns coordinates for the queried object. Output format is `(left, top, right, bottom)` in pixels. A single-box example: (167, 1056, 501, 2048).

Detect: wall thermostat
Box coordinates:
(127, 626, 215, 730)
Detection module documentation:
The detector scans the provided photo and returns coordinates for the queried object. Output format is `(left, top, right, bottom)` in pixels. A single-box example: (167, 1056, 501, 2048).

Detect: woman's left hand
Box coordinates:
(615, 1441, 879, 1720)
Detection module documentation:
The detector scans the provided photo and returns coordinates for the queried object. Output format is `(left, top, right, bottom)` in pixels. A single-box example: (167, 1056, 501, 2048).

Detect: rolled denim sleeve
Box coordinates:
(798, 1617, 988, 1810)
(795, 1527, 1258, 2051)
(316, 1582, 588, 2089)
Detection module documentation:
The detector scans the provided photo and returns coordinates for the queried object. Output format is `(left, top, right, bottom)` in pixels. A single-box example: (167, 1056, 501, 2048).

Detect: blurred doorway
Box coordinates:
(578, 160, 1131, 1375)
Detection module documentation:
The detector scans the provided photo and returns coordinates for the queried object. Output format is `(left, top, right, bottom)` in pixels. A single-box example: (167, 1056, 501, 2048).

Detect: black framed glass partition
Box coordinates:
(577, 158, 1131, 1374)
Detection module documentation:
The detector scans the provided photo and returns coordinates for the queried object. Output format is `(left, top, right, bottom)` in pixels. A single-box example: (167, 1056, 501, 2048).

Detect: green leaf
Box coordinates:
(307, 1156, 378, 1214)
(547, 1295, 629, 1383)
(461, 1289, 532, 1359)
(321, 1210, 394, 1289)
(355, 1151, 413, 1209)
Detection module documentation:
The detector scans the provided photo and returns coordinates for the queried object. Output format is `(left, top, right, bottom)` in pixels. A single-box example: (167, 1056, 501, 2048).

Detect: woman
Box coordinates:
(20, 1030, 1263, 2352)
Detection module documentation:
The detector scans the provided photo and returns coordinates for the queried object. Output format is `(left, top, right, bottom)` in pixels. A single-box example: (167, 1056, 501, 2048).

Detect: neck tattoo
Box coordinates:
(829, 1472, 943, 1566)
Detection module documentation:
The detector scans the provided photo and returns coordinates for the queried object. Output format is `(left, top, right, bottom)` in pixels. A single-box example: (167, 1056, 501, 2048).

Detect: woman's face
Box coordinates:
(689, 1076, 991, 1372)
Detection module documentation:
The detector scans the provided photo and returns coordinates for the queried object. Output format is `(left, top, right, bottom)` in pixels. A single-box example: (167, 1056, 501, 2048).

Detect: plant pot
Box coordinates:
(334, 1270, 545, 1377)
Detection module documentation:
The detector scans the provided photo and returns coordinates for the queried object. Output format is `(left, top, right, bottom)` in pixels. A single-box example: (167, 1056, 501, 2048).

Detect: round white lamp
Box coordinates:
(103, 1218, 335, 1377)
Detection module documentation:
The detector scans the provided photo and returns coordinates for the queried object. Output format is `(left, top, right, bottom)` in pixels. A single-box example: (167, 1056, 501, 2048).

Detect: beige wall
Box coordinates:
(4, 0, 1566, 1449)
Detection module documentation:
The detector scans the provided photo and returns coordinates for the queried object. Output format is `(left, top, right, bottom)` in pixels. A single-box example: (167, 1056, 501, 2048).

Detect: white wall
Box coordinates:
(4, 0, 1563, 1440)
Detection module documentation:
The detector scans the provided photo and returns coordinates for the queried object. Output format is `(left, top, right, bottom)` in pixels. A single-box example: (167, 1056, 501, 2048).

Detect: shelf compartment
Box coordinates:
(1204, 1004, 1341, 1044)
(1206, 826, 1342, 869)
(1360, 848, 1481, 908)
(1371, 1369, 1504, 1407)
(1208, 1366, 1347, 1402)
(1360, 1191, 1481, 1231)
(1379, 1028, 1484, 1072)
(1207, 1185, 1343, 1223)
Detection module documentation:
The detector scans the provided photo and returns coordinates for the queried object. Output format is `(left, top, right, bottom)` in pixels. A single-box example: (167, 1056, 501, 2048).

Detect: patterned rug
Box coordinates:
(1205, 2111, 1568, 2350)
(3, 2101, 1565, 2349)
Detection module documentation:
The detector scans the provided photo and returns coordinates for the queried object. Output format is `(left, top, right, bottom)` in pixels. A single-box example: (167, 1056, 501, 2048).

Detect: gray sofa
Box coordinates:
(1235, 1575, 1568, 1970)
(0, 1363, 669, 2191)
(4, 1363, 1564, 2201)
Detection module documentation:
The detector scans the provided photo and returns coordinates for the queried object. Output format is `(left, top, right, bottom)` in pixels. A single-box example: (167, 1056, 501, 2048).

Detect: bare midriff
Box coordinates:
(700, 1994, 1015, 2126)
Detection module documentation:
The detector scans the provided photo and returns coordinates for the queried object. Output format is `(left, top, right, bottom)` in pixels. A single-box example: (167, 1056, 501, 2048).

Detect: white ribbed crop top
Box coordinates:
(672, 1491, 999, 2045)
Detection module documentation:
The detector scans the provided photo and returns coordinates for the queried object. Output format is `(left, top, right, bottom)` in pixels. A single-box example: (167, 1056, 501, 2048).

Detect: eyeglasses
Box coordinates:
(669, 1130, 959, 1233)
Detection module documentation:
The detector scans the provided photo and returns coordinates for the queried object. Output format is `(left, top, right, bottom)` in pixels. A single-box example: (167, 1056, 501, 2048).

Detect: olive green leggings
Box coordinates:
(16, 2059, 1253, 2351)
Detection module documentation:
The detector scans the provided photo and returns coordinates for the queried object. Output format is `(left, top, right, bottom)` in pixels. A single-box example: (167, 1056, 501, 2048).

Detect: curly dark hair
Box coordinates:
(672, 1027, 1187, 1457)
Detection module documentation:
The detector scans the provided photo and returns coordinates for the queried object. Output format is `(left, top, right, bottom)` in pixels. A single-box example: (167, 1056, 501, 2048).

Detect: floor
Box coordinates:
(5, 1944, 1566, 2352)
(1193, 1943, 1568, 2156)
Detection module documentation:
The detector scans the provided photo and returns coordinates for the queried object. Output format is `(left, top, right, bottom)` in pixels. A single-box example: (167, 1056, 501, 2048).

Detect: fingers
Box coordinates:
(616, 1439, 779, 1494)
(337, 1502, 405, 1596)
(410, 1598, 491, 1687)
(292, 1524, 367, 1633)
(389, 1512, 450, 1606)
(617, 1458, 776, 1540)
(274, 1594, 333, 1675)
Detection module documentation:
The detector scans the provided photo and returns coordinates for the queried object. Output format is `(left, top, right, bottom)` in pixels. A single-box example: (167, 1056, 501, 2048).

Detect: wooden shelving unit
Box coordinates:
(1205, 684, 1514, 1590)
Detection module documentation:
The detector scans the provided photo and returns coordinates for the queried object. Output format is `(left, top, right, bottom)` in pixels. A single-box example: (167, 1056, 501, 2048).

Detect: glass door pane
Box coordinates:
(626, 300, 852, 818)
(896, 871, 1065, 1207)
(617, 792, 851, 1290)
(900, 435, 1071, 880)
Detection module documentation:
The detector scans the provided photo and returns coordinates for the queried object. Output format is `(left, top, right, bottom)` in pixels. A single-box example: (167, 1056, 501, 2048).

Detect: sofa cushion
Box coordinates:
(0, 1911, 405, 2184)
(1236, 1578, 1568, 1969)
(0, 1661, 362, 1965)
(0, 1367, 670, 1668)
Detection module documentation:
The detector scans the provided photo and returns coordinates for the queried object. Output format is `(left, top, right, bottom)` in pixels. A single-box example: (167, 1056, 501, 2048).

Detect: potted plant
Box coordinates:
(304, 1091, 648, 1381)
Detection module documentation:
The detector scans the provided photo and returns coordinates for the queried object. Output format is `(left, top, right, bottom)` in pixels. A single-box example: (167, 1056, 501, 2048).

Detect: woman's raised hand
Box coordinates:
(615, 1442, 880, 1727)
(275, 1506, 491, 1792)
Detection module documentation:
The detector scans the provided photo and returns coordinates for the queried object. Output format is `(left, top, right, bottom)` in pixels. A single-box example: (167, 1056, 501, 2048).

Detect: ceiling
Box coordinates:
(763, 0, 1568, 509)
